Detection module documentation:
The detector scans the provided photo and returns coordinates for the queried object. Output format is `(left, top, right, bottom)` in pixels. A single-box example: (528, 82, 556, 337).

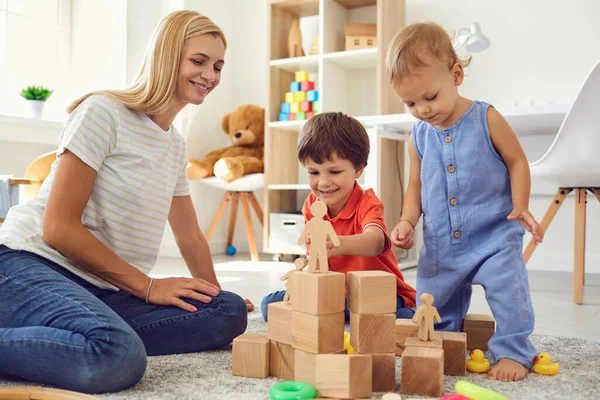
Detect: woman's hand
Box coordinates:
(147, 277, 220, 312)
(391, 220, 415, 249)
(507, 208, 544, 243)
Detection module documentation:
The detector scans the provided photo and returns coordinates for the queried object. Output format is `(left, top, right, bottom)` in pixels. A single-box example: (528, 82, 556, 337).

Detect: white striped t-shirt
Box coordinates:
(0, 95, 190, 290)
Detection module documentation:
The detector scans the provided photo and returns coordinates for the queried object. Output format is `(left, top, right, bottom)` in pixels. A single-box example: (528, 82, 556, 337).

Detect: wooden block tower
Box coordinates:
(278, 70, 319, 122)
(347, 271, 397, 393)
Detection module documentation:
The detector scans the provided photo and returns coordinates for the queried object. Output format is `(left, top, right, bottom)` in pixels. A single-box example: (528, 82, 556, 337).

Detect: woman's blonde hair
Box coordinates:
(67, 10, 226, 115)
(386, 22, 470, 87)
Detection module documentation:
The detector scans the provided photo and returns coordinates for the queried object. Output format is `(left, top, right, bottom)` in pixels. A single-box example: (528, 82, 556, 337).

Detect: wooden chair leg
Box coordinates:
(573, 188, 586, 304)
(247, 192, 264, 227)
(592, 188, 600, 204)
(240, 193, 259, 261)
(205, 192, 232, 241)
(226, 193, 239, 250)
(524, 188, 570, 263)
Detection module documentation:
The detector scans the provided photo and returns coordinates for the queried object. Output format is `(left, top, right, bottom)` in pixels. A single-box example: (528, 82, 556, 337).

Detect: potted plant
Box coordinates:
(20, 86, 53, 119)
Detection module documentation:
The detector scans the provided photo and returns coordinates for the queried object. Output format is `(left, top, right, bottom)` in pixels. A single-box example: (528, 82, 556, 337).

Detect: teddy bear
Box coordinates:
(188, 104, 265, 182)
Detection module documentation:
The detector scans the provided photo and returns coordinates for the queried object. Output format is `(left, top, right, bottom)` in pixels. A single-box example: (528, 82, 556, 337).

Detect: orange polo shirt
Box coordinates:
(302, 182, 416, 308)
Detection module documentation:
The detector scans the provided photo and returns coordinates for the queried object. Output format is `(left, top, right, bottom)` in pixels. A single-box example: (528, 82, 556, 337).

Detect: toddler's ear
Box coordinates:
(221, 113, 231, 134)
(452, 62, 464, 86)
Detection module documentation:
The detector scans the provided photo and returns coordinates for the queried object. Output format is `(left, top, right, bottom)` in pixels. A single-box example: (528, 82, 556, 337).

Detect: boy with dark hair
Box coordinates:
(261, 112, 416, 321)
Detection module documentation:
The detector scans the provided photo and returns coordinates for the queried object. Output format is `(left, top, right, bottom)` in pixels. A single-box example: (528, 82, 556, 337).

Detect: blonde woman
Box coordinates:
(0, 11, 248, 393)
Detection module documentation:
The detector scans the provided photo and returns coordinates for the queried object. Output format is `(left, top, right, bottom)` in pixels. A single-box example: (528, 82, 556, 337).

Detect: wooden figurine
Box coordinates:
(309, 34, 319, 55)
(297, 201, 340, 273)
(281, 257, 308, 303)
(288, 19, 305, 58)
(412, 293, 441, 341)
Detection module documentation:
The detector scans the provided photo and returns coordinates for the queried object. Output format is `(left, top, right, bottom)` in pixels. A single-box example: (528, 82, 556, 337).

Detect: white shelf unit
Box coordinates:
(264, 0, 407, 258)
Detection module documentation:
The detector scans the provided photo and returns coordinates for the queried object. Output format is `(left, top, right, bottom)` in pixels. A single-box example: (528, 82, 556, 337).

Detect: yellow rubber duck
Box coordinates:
(467, 349, 490, 373)
(343, 332, 354, 354)
(533, 352, 560, 376)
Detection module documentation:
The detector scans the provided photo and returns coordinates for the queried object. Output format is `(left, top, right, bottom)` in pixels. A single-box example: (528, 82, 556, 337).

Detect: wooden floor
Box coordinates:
(152, 254, 600, 342)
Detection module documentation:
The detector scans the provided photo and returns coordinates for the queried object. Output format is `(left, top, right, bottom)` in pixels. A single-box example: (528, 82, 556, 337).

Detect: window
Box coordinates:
(0, 0, 71, 119)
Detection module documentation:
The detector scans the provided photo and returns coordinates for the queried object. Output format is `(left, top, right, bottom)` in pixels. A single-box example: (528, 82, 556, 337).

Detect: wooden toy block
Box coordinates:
(344, 23, 377, 37)
(345, 35, 376, 51)
(295, 70, 310, 82)
(292, 311, 344, 354)
(296, 112, 306, 121)
(294, 91, 306, 102)
(290, 101, 300, 113)
(285, 92, 294, 102)
(404, 336, 442, 349)
(300, 100, 312, 112)
(307, 89, 318, 102)
(278, 113, 288, 122)
(288, 113, 296, 121)
(315, 354, 372, 399)
(294, 348, 347, 385)
(267, 301, 292, 345)
(300, 81, 315, 91)
(292, 271, 345, 315)
(400, 347, 444, 397)
(270, 341, 294, 380)
(395, 318, 419, 355)
(232, 333, 270, 378)
(371, 353, 396, 392)
(436, 331, 467, 376)
(347, 271, 396, 314)
(350, 312, 395, 353)
(462, 314, 495, 350)
(306, 111, 315, 119)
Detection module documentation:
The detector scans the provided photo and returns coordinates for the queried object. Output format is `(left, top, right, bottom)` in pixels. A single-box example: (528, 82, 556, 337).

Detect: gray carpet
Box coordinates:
(1, 313, 599, 400)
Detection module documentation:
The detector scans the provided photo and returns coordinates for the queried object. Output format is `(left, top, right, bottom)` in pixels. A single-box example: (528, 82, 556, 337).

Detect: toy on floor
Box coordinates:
(412, 292, 441, 341)
(532, 351, 560, 375)
(269, 381, 316, 399)
(281, 258, 308, 303)
(440, 395, 471, 400)
(466, 349, 491, 373)
(0, 386, 100, 399)
(226, 245, 236, 256)
(455, 380, 507, 400)
(297, 201, 340, 273)
(343, 331, 354, 354)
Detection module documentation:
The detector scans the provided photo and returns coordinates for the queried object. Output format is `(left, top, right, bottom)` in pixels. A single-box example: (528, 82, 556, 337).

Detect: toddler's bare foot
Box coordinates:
(488, 358, 529, 381)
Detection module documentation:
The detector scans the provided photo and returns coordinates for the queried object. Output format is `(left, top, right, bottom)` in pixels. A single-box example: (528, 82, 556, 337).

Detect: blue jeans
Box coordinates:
(0, 245, 247, 394)
(261, 290, 415, 322)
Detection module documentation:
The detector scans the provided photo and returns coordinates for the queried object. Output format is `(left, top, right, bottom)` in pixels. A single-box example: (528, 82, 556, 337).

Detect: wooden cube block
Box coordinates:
(436, 331, 467, 376)
(347, 271, 396, 314)
(404, 336, 442, 349)
(267, 301, 292, 345)
(232, 333, 270, 378)
(292, 311, 344, 354)
(294, 348, 346, 385)
(462, 314, 495, 350)
(270, 341, 294, 380)
(371, 353, 396, 392)
(395, 318, 419, 355)
(292, 271, 345, 315)
(315, 354, 372, 399)
(350, 312, 395, 353)
(400, 347, 444, 397)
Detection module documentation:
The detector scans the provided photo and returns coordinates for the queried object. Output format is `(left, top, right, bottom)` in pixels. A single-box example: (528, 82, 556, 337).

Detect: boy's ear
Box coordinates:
(452, 62, 464, 86)
(354, 165, 365, 179)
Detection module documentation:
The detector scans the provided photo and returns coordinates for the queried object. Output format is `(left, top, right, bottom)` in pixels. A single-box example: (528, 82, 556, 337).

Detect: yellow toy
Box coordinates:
(466, 349, 490, 373)
(343, 332, 354, 354)
(533, 352, 560, 375)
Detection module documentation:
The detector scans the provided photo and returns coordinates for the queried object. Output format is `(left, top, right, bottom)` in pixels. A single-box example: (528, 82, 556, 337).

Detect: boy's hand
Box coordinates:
(507, 208, 544, 243)
(391, 220, 415, 249)
(303, 235, 342, 257)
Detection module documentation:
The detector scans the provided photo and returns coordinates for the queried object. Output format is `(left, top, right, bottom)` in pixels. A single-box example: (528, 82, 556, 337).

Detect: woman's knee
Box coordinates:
(71, 328, 147, 393)
(214, 290, 247, 343)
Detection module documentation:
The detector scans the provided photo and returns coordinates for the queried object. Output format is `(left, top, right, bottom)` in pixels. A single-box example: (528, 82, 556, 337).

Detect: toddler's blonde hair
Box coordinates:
(386, 22, 471, 87)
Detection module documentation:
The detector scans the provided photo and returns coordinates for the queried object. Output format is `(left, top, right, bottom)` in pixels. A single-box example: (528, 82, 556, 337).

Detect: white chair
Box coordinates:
(525, 60, 600, 304)
(196, 173, 264, 261)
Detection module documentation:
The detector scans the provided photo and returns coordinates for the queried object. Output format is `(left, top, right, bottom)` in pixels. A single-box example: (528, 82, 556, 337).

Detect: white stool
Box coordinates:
(200, 173, 264, 261)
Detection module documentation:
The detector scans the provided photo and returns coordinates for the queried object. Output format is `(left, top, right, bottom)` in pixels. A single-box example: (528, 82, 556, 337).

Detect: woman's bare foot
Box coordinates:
(488, 358, 529, 381)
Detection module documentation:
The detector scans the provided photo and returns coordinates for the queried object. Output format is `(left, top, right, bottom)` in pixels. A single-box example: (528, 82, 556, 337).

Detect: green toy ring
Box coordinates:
(269, 381, 317, 400)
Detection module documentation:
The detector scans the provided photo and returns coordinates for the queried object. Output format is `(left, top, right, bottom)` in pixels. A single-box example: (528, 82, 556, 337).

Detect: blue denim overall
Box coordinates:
(413, 101, 536, 368)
